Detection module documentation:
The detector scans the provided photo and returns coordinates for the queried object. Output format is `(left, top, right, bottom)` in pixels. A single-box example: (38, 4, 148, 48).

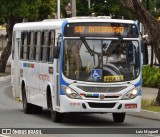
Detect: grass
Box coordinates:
(142, 99, 160, 112)
(143, 106, 160, 112)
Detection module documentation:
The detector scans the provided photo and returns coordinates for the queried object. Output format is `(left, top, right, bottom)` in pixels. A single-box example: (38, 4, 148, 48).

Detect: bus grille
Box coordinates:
(77, 86, 127, 93)
(88, 102, 116, 108)
(84, 96, 119, 98)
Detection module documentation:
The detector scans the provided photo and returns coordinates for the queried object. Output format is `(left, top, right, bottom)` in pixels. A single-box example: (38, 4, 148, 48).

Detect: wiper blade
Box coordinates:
(80, 37, 94, 56)
(105, 37, 123, 54)
(114, 36, 123, 47)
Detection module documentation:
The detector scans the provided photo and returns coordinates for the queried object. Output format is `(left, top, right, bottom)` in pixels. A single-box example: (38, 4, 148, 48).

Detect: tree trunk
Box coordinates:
(120, 0, 160, 62)
(156, 87, 160, 106)
(120, 0, 160, 104)
(0, 16, 15, 72)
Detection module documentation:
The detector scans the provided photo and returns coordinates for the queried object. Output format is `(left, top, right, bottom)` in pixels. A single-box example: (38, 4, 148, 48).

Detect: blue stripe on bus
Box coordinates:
(93, 94, 99, 97)
(23, 63, 27, 67)
(138, 90, 142, 96)
(60, 20, 69, 95)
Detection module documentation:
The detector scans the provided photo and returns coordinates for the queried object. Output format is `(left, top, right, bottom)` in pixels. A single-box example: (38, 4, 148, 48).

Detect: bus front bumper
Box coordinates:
(58, 95, 141, 113)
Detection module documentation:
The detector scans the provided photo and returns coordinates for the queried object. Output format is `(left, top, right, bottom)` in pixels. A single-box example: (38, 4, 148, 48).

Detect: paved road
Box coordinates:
(0, 77, 159, 137)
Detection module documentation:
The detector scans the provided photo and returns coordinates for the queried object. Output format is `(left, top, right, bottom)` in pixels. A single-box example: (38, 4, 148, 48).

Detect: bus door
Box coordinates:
(12, 31, 21, 99)
(52, 30, 61, 109)
(26, 31, 40, 105)
(38, 30, 55, 107)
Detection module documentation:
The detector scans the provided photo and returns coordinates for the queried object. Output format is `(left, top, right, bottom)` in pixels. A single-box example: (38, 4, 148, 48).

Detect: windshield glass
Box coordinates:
(63, 39, 140, 82)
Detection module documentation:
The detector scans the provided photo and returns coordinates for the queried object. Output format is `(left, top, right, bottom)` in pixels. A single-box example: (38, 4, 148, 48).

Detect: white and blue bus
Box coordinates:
(11, 17, 142, 123)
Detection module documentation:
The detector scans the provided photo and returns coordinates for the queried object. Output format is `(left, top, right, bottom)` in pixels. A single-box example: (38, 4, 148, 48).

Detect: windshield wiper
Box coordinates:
(80, 37, 94, 56)
(114, 36, 123, 47)
(106, 37, 123, 54)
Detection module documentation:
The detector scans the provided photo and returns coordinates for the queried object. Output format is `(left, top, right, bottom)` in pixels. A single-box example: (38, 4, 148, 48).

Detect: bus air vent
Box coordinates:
(77, 86, 127, 93)
(88, 102, 116, 108)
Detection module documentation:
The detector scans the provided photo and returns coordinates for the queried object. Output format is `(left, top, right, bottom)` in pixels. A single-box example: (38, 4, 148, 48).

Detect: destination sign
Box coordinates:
(64, 22, 139, 38)
(74, 26, 124, 33)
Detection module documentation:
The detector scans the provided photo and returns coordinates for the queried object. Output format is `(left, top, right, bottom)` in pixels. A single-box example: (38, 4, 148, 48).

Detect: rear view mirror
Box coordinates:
(53, 45, 60, 59)
(53, 34, 61, 59)
(141, 40, 148, 65)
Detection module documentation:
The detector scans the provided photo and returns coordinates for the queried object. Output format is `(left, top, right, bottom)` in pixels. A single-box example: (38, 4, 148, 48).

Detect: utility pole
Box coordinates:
(71, 0, 76, 17)
(87, 0, 91, 9)
(140, 0, 143, 35)
(57, 0, 60, 19)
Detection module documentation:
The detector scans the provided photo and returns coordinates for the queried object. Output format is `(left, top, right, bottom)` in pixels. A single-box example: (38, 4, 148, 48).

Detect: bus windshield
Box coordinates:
(63, 38, 140, 82)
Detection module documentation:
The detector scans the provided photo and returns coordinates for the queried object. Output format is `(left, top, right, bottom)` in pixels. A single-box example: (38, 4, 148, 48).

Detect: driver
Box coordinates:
(109, 45, 126, 63)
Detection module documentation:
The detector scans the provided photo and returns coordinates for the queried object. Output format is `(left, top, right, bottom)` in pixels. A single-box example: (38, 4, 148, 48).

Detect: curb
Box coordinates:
(127, 110, 160, 121)
(0, 75, 11, 80)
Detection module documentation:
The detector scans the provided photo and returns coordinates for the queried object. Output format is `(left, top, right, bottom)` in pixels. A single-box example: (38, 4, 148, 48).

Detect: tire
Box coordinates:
(22, 86, 33, 114)
(32, 105, 42, 114)
(50, 96, 62, 122)
(112, 113, 125, 123)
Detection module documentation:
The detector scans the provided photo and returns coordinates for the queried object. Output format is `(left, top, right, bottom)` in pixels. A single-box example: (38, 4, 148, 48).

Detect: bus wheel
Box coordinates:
(112, 113, 125, 123)
(32, 105, 42, 114)
(22, 86, 32, 114)
(50, 97, 62, 122)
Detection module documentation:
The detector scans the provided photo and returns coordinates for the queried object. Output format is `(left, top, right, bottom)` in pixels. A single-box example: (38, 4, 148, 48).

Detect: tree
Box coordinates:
(90, 0, 134, 19)
(119, 0, 160, 105)
(0, 0, 55, 72)
(38, 0, 56, 21)
(76, 0, 89, 16)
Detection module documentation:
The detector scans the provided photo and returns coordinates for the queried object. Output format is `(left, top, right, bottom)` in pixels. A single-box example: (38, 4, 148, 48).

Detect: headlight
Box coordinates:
(122, 86, 141, 100)
(61, 85, 82, 99)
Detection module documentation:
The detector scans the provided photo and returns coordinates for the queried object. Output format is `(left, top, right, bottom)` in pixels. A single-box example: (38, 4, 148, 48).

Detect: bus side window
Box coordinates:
(41, 31, 49, 62)
(29, 31, 35, 60)
(48, 30, 55, 62)
(27, 32, 31, 60)
(22, 31, 28, 60)
(35, 31, 41, 61)
(20, 32, 24, 59)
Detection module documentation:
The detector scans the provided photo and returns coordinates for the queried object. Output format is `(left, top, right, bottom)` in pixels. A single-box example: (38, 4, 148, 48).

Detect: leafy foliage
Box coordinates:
(142, 0, 160, 18)
(142, 65, 160, 88)
(38, 0, 56, 21)
(89, 0, 134, 19)
(0, 0, 55, 22)
(142, 99, 157, 109)
(76, 0, 89, 16)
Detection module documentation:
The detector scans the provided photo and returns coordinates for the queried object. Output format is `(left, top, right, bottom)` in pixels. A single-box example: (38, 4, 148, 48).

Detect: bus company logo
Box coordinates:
(2, 129, 11, 134)
(99, 94, 105, 100)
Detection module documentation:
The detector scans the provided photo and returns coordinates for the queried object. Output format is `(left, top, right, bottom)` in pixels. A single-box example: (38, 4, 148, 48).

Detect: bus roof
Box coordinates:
(13, 17, 136, 31)
(13, 19, 65, 31)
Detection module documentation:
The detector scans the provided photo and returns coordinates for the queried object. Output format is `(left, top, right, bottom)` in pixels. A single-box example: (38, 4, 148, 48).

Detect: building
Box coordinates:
(0, 25, 7, 51)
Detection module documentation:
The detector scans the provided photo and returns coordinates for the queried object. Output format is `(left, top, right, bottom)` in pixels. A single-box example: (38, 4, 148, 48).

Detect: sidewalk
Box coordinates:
(142, 87, 158, 100)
